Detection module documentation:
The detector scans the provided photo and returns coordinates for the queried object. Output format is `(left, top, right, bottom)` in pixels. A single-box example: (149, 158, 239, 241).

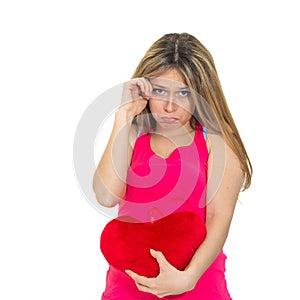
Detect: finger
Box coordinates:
(150, 249, 166, 262)
(134, 78, 151, 100)
(130, 79, 145, 99)
(135, 281, 153, 293)
(125, 270, 153, 285)
(131, 80, 144, 100)
(144, 77, 153, 99)
(122, 80, 140, 103)
(150, 249, 170, 271)
(126, 270, 160, 296)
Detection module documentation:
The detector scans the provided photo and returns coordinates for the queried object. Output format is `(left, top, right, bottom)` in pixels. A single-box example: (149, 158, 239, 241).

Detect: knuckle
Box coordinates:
(149, 282, 157, 289)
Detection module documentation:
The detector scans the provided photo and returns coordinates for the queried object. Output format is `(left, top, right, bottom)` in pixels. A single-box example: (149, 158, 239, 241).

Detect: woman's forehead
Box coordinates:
(151, 69, 186, 86)
(148, 76, 189, 90)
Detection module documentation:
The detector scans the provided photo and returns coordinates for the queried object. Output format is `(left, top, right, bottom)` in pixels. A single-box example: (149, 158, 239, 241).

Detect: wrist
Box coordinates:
(184, 266, 202, 287)
(115, 109, 134, 126)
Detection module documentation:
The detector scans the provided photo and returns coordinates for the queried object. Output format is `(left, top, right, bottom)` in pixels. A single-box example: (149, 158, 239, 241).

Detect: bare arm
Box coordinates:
(93, 78, 152, 207)
(184, 139, 243, 283)
(92, 111, 135, 207)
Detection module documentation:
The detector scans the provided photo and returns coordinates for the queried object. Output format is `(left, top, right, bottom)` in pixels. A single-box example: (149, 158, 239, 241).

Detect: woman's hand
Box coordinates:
(125, 249, 198, 298)
(119, 78, 152, 120)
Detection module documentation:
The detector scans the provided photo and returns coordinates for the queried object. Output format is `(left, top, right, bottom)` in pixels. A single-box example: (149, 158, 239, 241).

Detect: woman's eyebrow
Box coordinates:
(178, 85, 189, 90)
(150, 82, 190, 90)
(151, 83, 168, 89)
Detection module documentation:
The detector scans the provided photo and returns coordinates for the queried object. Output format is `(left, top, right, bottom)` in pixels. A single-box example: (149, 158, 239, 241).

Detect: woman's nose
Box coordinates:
(164, 98, 177, 112)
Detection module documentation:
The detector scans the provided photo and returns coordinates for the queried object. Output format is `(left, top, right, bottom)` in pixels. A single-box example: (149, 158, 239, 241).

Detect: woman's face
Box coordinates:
(149, 69, 194, 131)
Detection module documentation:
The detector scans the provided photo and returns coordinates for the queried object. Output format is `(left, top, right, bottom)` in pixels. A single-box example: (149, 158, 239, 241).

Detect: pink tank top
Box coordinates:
(101, 124, 232, 300)
(119, 123, 208, 222)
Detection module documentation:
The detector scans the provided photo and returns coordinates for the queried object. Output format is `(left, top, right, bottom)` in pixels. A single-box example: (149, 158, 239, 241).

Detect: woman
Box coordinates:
(93, 32, 252, 299)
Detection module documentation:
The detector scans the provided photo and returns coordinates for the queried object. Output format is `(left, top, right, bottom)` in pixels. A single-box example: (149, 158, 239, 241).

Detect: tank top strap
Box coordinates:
(195, 122, 207, 139)
(130, 132, 153, 165)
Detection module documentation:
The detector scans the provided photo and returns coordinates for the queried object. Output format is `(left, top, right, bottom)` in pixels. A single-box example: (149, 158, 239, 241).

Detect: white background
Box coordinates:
(1, 0, 299, 299)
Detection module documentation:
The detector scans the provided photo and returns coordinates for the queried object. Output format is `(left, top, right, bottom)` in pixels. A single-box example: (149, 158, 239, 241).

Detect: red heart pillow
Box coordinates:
(100, 211, 206, 278)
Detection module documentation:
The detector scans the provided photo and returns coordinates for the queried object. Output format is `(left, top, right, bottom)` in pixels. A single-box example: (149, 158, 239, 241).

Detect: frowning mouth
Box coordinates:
(160, 117, 178, 124)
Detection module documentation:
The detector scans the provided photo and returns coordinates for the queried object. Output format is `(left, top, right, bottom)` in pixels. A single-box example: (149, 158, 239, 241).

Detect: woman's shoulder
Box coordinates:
(129, 125, 150, 150)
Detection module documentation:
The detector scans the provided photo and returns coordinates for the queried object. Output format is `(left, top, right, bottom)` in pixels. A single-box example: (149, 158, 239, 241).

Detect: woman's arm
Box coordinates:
(93, 78, 152, 207)
(93, 111, 135, 207)
(184, 138, 243, 284)
(126, 138, 243, 297)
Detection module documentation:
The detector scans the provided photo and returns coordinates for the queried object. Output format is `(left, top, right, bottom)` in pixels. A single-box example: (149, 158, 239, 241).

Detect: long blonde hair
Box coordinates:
(131, 33, 252, 190)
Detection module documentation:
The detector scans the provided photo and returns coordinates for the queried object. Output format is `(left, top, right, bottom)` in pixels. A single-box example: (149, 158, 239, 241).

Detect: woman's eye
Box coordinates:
(179, 91, 190, 97)
(154, 88, 165, 95)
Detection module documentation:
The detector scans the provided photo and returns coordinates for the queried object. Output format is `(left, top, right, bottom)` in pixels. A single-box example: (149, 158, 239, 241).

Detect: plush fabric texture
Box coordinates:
(100, 211, 206, 278)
